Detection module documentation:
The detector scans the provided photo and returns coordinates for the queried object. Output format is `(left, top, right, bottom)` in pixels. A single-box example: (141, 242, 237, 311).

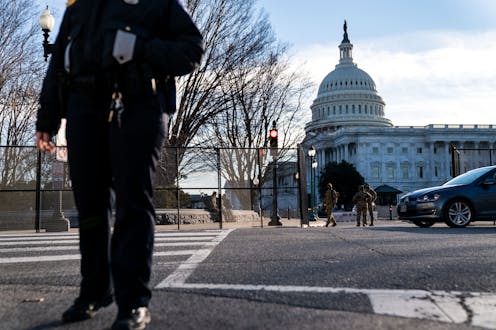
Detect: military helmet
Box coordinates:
(327, 183, 333, 188)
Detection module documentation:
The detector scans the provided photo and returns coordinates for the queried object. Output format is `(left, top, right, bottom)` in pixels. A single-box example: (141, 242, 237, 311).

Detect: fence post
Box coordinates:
(216, 148, 222, 229)
(257, 148, 263, 228)
(175, 147, 180, 230)
(35, 150, 41, 233)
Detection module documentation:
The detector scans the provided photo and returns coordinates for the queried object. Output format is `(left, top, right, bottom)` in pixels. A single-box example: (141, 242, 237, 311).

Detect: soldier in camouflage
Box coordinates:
(352, 185, 372, 227)
(364, 184, 377, 226)
(324, 183, 339, 227)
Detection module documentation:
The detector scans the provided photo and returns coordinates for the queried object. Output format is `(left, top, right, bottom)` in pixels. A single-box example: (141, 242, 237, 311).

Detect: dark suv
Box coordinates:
(397, 165, 496, 228)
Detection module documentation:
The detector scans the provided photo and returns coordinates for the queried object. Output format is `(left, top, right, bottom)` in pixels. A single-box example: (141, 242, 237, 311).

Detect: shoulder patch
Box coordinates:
(66, 0, 77, 6)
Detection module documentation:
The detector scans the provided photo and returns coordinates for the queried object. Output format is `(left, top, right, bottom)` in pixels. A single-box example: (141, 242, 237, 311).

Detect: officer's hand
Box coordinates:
(35, 131, 56, 153)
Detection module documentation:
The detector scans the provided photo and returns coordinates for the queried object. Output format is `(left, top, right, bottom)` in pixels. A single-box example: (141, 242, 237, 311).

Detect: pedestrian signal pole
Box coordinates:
(268, 121, 282, 226)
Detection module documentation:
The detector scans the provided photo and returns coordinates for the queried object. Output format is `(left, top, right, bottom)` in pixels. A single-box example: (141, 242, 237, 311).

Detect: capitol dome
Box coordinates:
(306, 21, 393, 134)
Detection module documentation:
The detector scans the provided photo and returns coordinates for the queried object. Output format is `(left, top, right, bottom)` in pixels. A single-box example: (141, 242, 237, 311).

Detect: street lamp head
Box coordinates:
(312, 159, 318, 169)
(253, 177, 259, 186)
(39, 6, 55, 31)
(308, 145, 316, 157)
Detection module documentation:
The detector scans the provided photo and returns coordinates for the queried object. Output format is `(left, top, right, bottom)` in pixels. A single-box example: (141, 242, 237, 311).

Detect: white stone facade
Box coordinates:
(302, 22, 496, 202)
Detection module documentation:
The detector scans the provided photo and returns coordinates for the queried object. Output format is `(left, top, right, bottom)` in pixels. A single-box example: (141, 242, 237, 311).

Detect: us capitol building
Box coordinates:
(302, 22, 496, 201)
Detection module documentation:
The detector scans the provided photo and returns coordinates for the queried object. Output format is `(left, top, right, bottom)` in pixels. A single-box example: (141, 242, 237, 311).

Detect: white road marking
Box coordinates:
(0, 231, 225, 261)
(0, 254, 82, 263)
(0, 236, 214, 246)
(0, 236, 78, 241)
(155, 242, 217, 247)
(159, 282, 496, 329)
(155, 237, 217, 241)
(0, 250, 203, 264)
(155, 232, 223, 237)
(0, 246, 79, 253)
(155, 229, 234, 288)
(154, 250, 199, 257)
(0, 240, 79, 246)
(0, 233, 79, 238)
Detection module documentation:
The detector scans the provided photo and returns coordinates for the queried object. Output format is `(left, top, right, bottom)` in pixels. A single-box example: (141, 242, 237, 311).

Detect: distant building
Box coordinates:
(301, 22, 496, 204)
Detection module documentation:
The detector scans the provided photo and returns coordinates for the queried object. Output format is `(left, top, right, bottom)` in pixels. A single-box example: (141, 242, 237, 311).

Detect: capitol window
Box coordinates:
(402, 147, 408, 154)
(418, 166, 424, 178)
(372, 147, 379, 154)
(387, 147, 393, 154)
(401, 165, 409, 179)
(387, 166, 394, 179)
(372, 166, 380, 179)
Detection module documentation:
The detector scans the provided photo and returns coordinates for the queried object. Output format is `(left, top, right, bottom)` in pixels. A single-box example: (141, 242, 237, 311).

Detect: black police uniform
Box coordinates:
(36, 0, 203, 320)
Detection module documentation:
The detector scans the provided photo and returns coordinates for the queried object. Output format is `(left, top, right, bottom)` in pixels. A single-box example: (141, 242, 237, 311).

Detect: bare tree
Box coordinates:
(157, 0, 312, 197)
(197, 42, 312, 208)
(0, 0, 45, 188)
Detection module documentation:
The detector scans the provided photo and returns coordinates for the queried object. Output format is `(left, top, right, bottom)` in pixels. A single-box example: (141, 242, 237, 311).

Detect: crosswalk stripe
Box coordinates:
(154, 250, 199, 257)
(0, 237, 215, 246)
(155, 232, 222, 237)
(0, 242, 217, 253)
(0, 254, 81, 263)
(0, 246, 79, 253)
(0, 233, 79, 238)
(0, 250, 207, 264)
(155, 237, 216, 241)
(0, 231, 222, 239)
(0, 240, 79, 246)
(0, 229, 232, 264)
(155, 242, 217, 247)
(0, 236, 78, 241)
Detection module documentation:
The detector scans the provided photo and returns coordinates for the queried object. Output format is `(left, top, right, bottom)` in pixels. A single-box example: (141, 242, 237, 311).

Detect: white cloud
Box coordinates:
(292, 30, 496, 126)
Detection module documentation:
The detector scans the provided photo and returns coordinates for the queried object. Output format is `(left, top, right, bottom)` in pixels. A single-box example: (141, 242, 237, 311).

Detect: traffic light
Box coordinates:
(269, 128, 278, 149)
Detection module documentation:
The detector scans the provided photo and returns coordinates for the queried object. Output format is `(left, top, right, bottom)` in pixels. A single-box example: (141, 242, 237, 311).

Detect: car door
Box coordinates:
(473, 169, 496, 218)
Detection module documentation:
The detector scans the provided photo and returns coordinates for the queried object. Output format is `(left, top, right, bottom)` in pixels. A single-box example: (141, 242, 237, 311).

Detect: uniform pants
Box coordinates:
(367, 203, 374, 223)
(66, 90, 165, 313)
(356, 205, 367, 225)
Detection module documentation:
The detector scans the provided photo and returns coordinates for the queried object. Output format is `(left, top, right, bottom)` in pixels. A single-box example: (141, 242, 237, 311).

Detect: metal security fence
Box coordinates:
(0, 145, 307, 231)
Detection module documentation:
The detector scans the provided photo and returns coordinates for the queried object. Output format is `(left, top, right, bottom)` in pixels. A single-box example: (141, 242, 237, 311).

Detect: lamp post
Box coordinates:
(312, 158, 318, 220)
(268, 121, 282, 226)
(38, 8, 69, 232)
(39, 6, 55, 61)
(308, 146, 316, 221)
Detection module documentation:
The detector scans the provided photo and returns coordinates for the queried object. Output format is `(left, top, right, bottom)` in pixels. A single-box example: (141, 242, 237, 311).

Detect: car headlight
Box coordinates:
(416, 194, 441, 202)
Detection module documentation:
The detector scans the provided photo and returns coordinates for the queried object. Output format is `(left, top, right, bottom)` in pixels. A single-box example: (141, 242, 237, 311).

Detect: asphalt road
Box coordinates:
(1, 220, 495, 330)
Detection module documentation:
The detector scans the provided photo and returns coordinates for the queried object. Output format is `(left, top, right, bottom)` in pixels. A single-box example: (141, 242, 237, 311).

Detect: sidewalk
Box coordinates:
(0, 217, 405, 235)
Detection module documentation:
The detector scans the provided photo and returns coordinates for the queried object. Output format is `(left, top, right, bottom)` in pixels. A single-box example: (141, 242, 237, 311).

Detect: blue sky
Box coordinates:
(41, 0, 496, 126)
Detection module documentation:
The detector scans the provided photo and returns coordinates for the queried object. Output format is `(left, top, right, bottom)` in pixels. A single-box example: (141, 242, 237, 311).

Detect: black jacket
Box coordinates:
(37, 0, 204, 135)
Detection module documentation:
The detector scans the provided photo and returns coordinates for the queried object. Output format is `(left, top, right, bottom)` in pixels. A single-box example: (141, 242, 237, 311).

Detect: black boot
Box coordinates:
(111, 307, 151, 330)
(62, 294, 113, 323)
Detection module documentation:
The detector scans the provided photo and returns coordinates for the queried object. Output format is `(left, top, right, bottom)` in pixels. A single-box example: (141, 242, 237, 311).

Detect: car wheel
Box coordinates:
(444, 200, 473, 228)
(412, 220, 434, 228)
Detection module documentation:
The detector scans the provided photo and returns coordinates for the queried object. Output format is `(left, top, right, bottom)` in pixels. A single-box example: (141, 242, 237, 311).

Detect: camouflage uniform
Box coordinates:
(324, 183, 340, 227)
(352, 185, 372, 226)
(364, 184, 377, 226)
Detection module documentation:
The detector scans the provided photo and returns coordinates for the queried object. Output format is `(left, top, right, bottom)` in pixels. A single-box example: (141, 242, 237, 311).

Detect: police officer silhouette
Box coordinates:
(35, 0, 203, 328)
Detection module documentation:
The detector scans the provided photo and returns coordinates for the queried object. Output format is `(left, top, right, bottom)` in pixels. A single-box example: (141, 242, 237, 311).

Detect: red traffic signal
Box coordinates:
(269, 129, 278, 149)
